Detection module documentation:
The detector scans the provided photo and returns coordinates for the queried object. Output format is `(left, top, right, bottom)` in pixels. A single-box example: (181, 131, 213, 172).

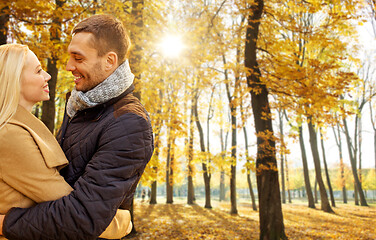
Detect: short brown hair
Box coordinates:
(73, 14, 131, 63)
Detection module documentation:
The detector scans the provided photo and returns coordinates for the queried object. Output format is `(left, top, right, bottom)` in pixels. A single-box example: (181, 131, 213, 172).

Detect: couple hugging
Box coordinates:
(0, 14, 154, 240)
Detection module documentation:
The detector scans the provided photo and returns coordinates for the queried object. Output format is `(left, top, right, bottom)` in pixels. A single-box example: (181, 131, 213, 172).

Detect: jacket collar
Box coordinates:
(69, 84, 135, 122)
(9, 105, 68, 168)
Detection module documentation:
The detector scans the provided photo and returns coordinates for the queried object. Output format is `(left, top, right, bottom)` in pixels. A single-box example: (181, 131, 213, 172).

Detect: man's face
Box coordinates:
(66, 32, 107, 92)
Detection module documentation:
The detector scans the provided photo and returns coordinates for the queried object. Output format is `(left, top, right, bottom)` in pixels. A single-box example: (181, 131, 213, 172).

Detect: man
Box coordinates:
(0, 15, 153, 239)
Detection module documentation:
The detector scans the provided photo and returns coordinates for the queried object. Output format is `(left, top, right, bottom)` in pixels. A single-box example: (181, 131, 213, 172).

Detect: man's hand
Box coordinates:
(0, 214, 5, 235)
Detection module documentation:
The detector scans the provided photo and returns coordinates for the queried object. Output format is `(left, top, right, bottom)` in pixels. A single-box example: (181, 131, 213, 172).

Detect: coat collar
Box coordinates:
(9, 105, 68, 169)
(70, 84, 135, 122)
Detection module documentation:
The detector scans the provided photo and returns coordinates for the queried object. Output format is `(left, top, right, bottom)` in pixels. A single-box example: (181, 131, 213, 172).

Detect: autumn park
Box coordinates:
(1, 0, 376, 239)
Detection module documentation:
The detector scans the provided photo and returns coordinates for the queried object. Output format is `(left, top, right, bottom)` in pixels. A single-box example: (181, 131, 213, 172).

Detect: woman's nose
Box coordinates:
(44, 71, 51, 81)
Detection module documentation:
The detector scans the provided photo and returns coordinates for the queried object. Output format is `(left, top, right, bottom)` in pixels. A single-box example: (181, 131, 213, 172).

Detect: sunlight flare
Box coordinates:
(159, 35, 185, 58)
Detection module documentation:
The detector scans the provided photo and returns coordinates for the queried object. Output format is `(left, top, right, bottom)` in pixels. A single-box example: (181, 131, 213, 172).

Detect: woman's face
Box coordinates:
(19, 50, 51, 109)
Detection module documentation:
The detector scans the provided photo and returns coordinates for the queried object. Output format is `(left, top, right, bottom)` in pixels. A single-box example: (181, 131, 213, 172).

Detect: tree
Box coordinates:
(243, 126, 257, 211)
(307, 119, 334, 213)
(129, 0, 144, 99)
(284, 112, 315, 208)
(333, 121, 348, 203)
(0, 4, 9, 45)
(320, 129, 336, 207)
(244, 0, 286, 238)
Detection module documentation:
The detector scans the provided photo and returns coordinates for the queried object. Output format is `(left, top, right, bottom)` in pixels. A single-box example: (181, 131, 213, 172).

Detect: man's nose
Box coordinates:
(66, 57, 75, 71)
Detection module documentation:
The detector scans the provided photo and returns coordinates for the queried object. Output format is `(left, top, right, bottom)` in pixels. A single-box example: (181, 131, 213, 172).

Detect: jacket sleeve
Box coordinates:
(3, 113, 153, 240)
(0, 125, 73, 203)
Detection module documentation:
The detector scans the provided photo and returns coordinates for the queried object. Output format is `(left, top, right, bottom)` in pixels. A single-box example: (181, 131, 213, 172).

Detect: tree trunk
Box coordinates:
(150, 89, 163, 205)
(187, 103, 195, 205)
(243, 126, 257, 211)
(193, 92, 212, 209)
(298, 126, 315, 208)
(320, 130, 336, 207)
(333, 122, 347, 204)
(278, 111, 286, 204)
(343, 118, 368, 206)
(204, 86, 216, 208)
(307, 120, 334, 213)
(222, 52, 237, 213)
(220, 170, 225, 201)
(229, 105, 237, 214)
(358, 119, 363, 198)
(285, 156, 291, 204)
(0, 6, 9, 45)
(354, 183, 359, 205)
(42, 0, 64, 133)
(166, 126, 174, 204)
(374, 130, 376, 173)
(149, 134, 160, 205)
(314, 178, 318, 204)
(130, 0, 144, 100)
(245, 1, 286, 238)
(219, 128, 227, 202)
(340, 157, 347, 204)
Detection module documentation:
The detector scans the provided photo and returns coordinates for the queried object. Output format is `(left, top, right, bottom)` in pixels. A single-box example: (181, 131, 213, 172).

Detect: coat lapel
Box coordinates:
(8, 106, 68, 169)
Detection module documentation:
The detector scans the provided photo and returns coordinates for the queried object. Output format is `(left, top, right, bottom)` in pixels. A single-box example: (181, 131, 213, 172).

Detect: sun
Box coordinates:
(159, 35, 185, 58)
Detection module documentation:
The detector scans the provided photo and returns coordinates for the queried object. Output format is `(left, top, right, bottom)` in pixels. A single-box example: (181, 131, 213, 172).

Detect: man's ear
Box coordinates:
(105, 52, 118, 71)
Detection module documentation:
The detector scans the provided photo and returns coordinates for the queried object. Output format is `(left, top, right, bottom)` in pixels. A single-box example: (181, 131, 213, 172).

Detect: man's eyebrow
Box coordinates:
(71, 51, 84, 57)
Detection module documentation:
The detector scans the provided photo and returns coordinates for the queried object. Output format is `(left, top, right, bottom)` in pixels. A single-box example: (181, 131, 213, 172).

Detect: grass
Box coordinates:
(127, 198, 376, 240)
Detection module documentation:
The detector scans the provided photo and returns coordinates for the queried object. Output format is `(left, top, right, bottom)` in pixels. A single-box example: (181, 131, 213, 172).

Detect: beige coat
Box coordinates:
(0, 106, 131, 239)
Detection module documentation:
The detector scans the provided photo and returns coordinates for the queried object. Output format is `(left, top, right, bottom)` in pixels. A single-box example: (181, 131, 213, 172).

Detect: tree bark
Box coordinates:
(42, 0, 64, 133)
(319, 130, 336, 207)
(314, 178, 318, 204)
(193, 92, 212, 209)
(245, 1, 286, 238)
(278, 111, 286, 204)
(343, 118, 368, 206)
(130, 0, 144, 100)
(285, 156, 292, 204)
(243, 127, 257, 211)
(219, 128, 227, 202)
(150, 117, 162, 205)
(222, 52, 237, 214)
(333, 123, 347, 204)
(166, 125, 174, 204)
(187, 102, 195, 205)
(298, 126, 316, 208)
(307, 120, 334, 213)
(0, 6, 9, 45)
(374, 129, 376, 173)
(358, 119, 363, 198)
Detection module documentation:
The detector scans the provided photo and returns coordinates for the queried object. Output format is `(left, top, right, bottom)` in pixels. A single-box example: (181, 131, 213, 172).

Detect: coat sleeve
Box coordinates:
(3, 113, 154, 240)
(0, 125, 73, 203)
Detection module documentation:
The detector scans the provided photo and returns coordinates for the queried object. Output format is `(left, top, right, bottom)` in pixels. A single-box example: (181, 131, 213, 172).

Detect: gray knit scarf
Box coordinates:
(66, 60, 134, 118)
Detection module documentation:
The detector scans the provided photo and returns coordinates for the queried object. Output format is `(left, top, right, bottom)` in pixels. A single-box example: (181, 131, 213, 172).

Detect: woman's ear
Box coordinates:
(105, 52, 118, 71)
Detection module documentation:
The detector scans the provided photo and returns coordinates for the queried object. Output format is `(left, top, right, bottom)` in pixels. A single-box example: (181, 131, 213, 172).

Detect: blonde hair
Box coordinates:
(0, 43, 29, 130)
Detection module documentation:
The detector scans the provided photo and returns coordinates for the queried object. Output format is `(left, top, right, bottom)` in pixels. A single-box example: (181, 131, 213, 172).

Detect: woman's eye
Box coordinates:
(37, 69, 42, 74)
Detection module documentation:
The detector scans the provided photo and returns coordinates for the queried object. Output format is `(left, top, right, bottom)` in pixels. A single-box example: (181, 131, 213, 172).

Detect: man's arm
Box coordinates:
(3, 113, 153, 240)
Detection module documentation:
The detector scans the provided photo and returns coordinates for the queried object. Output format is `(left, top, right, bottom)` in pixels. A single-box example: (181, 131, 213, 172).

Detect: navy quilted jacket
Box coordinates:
(3, 85, 154, 240)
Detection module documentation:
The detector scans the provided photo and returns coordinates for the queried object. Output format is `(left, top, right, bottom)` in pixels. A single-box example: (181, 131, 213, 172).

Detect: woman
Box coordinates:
(0, 44, 131, 239)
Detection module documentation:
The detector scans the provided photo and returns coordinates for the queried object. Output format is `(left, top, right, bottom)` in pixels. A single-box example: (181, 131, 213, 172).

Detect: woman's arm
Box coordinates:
(0, 215, 4, 235)
(0, 125, 130, 238)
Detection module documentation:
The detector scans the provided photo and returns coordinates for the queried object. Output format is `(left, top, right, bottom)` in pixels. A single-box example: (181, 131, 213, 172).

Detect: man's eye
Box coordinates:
(37, 69, 42, 74)
(75, 58, 82, 61)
